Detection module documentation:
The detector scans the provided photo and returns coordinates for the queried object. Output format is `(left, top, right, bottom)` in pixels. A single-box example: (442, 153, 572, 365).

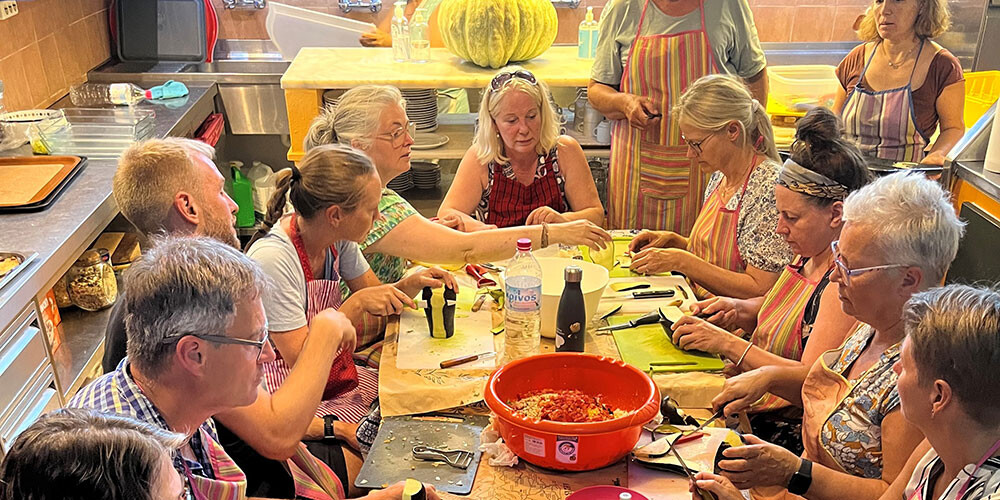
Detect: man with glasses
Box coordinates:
(69, 236, 434, 500)
(103, 138, 363, 497)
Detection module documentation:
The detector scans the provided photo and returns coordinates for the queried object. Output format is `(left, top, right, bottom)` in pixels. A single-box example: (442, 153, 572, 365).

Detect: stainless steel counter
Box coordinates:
(0, 85, 218, 397)
(954, 160, 1000, 202)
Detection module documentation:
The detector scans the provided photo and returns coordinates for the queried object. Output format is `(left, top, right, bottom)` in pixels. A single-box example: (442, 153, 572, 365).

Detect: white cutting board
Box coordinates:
(395, 273, 497, 370)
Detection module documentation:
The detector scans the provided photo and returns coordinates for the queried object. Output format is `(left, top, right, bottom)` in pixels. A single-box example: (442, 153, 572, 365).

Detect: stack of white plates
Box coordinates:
(401, 89, 438, 132)
(410, 161, 441, 189)
(387, 169, 414, 192)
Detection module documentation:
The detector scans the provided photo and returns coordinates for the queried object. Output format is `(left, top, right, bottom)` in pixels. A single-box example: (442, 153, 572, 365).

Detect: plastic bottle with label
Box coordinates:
(409, 8, 430, 63)
(70, 83, 149, 106)
(578, 7, 599, 59)
(503, 238, 542, 363)
(555, 265, 586, 352)
(391, 2, 410, 62)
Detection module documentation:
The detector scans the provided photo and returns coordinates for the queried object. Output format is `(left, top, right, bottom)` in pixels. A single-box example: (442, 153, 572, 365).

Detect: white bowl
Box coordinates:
(536, 257, 609, 339)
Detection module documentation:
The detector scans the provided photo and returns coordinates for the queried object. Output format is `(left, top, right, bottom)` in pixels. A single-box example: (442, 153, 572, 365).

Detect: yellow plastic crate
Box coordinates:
(965, 71, 1000, 127)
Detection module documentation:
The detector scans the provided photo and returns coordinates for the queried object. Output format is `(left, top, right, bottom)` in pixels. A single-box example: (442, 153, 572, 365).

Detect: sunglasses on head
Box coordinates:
(490, 70, 538, 92)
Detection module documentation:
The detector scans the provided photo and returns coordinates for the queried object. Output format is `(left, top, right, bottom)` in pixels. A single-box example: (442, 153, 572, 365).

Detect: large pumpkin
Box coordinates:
(437, 0, 558, 69)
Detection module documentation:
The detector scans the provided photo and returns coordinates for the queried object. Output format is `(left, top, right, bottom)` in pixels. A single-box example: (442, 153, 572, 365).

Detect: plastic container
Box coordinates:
(503, 238, 542, 363)
(265, 2, 376, 60)
(67, 249, 118, 311)
(36, 108, 155, 159)
(230, 163, 255, 228)
(391, 2, 410, 62)
(537, 257, 608, 339)
(964, 70, 1000, 128)
(578, 6, 599, 59)
(766, 65, 839, 117)
(484, 352, 660, 471)
(409, 7, 429, 63)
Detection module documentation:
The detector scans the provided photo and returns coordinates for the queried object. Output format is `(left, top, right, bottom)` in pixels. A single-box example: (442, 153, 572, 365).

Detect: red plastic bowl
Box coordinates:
(484, 352, 660, 471)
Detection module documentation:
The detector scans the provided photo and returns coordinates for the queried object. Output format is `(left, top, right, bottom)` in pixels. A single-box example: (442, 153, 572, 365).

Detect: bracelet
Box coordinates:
(541, 222, 550, 248)
(735, 341, 753, 368)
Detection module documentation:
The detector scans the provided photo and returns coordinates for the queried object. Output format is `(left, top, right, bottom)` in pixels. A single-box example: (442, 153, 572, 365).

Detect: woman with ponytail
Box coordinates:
(245, 145, 456, 442)
(628, 74, 793, 299)
(668, 107, 871, 453)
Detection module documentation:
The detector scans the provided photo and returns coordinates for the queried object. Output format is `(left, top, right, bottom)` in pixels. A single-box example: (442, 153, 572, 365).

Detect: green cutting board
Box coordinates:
(610, 314, 726, 373)
(609, 237, 673, 278)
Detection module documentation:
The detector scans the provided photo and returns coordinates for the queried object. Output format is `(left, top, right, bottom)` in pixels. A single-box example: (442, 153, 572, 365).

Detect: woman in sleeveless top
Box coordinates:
(438, 67, 605, 229)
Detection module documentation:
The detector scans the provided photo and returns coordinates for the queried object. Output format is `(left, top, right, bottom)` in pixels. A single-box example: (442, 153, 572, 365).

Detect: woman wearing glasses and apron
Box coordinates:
(587, 0, 768, 233)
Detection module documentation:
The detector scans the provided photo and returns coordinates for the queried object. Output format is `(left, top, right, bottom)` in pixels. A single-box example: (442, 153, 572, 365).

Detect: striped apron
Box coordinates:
(186, 429, 345, 500)
(684, 161, 754, 297)
(606, 0, 717, 232)
(842, 40, 929, 162)
(749, 257, 830, 411)
(262, 214, 378, 423)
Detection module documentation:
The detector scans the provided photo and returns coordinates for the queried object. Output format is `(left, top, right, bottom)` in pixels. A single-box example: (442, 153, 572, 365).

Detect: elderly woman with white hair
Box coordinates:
(304, 84, 610, 290)
(693, 171, 965, 500)
(437, 67, 606, 229)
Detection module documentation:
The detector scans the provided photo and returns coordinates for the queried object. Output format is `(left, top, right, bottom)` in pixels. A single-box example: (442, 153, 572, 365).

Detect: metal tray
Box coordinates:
(0, 252, 38, 292)
(0, 157, 87, 213)
(0, 156, 85, 207)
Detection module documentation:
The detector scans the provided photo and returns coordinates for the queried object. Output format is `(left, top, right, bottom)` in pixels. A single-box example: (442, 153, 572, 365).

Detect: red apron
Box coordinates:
(606, 0, 717, 232)
(685, 159, 755, 297)
(485, 152, 566, 228)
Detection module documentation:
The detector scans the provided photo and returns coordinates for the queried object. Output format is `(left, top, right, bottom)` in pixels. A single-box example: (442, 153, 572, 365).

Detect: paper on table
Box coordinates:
(598, 276, 696, 316)
(396, 275, 496, 370)
(629, 427, 738, 500)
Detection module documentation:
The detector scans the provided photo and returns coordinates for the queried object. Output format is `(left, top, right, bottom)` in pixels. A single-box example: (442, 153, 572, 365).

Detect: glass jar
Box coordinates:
(67, 249, 118, 311)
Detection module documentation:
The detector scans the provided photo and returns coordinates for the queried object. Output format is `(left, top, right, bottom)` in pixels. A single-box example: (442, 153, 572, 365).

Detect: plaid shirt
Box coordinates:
(68, 358, 218, 479)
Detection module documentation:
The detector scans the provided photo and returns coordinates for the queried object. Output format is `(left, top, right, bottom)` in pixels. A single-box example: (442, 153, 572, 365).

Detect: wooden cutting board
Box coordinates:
(0, 156, 81, 207)
(610, 314, 726, 373)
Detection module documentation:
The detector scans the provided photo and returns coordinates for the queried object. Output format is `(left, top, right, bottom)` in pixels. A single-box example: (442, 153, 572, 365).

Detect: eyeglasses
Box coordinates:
(376, 121, 414, 147)
(830, 240, 909, 287)
(489, 70, 538, 93)
(161, 331, 270, 361)
(681, 132, 715, 156)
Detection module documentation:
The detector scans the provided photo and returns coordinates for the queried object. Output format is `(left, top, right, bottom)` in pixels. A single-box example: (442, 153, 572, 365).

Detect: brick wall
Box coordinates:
(0, 0, 111, 112)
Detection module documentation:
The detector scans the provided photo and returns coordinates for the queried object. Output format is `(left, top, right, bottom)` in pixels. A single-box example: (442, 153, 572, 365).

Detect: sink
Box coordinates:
(180, 60, 290, 74)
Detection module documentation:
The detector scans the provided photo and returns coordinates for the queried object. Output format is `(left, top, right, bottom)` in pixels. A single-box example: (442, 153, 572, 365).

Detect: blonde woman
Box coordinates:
(832, 0, 963, 165)
(438, 67, 605, 229)
(305, 85, 610, 290)
(629, 74, 793, 299)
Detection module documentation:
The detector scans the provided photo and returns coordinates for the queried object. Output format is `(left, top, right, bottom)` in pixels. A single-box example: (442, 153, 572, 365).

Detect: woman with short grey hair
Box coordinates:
(696, 171, 965, 500)
(885, 284, 1000, 500)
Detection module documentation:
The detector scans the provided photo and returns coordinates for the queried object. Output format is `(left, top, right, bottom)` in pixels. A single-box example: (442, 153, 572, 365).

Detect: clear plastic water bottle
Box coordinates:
(391, 2, 410, 63)
(504, 238, 542, 363)
(409, 7, 430, 63)
(70, 83, 149, 106)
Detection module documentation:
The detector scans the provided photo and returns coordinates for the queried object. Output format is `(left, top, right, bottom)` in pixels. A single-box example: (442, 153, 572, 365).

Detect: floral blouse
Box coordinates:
(362, 188, 419, 285)
(820, 323, 902, 479)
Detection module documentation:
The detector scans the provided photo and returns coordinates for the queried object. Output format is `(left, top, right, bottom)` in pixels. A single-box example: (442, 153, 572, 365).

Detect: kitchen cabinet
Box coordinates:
(0, 303, 60, 456)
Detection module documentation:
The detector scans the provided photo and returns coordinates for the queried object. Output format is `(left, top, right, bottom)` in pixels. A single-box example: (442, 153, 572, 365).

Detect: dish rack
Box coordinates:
(36, 108, 156, 159)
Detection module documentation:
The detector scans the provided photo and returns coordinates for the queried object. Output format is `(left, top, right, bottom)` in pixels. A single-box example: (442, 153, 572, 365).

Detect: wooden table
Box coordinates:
(375, 253, 727, 499)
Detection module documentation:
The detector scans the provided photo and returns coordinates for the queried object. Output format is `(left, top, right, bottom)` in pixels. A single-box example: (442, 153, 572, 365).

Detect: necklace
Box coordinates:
(882, 41, 917, 69)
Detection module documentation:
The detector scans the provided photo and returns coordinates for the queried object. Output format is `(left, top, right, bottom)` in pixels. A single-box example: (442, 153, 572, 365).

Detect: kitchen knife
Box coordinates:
(596, 308, 664, 332)
(664, 433, 717, 500)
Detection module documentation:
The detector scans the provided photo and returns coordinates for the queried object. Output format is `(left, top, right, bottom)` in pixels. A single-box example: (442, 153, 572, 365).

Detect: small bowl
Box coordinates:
(484, 352, 660, 471)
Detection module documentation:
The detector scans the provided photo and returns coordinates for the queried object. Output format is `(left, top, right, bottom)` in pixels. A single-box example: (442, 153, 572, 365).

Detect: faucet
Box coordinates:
(223, 0, 266, 8)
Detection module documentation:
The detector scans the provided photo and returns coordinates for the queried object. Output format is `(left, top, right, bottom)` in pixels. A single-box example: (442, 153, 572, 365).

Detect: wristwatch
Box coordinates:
(322, 414, 338, 441)
(787, 458, 813, 495)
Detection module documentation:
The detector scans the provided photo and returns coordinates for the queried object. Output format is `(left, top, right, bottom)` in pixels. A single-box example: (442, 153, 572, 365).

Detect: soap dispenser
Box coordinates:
(578, 7, 599, 59)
